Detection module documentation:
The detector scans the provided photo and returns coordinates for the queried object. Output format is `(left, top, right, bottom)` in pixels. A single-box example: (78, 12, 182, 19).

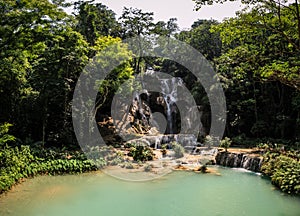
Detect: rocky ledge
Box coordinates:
(215, 151, 263, 172)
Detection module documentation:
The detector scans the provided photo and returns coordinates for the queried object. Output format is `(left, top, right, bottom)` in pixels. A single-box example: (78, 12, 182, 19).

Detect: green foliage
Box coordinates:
(74, 1, 120, 45)
(0, 144, 106, 193)
(261, 151, 300, 194)
(119, 7, 155, 73)
(129, 144, 154, 162)
(120, 7, 154, 38)
(250, 121, 269, 138)
(220, 137, 232, 152)
(84, 145, 123, 166)
(177, 19, 221, 61)
(153, 18, 179, 37)
(193, 0, 300, 140)
(211, 2, 300, 90)
(0, 123, 16, 147)
(0, 0, 89, 145)
(0, 145, 34, 192)
(124, 142, 136, 149)
(171, 142, 185, 158)
(91, 36, 134, 113)
(161, 144, 167, 157)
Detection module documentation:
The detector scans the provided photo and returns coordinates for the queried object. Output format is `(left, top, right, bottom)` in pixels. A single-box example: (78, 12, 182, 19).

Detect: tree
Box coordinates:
(153, 18, 179, 37)
(178, 19, 222, 62)
(119, 7, 155, 38)
(92, 36, 134, 115)
(29, 27, 89, 146)
(119, 7, 155, 73)
(74, 0, 120, 46)
(210, 3, 300, 140)
(0, 0, 89, 147)
(0, 0, 64, 128)
(194, 0, 300, 90)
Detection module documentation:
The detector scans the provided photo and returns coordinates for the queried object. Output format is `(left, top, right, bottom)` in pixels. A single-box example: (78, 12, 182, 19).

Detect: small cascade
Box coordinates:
(215, 151, 263, 172)
(154, 136, 162, 149)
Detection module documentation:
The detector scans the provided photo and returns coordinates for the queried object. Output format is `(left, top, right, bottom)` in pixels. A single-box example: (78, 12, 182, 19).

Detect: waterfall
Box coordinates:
(160, 77, 183, 134)
(115, 69, 200, 138)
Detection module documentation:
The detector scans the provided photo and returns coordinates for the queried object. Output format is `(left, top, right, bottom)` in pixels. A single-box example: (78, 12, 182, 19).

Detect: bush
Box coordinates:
(0, 145, 35, 192)
(220, 137, 232, 152)
(129, 144, 154, 162)
(261, 151, 300, 194)
(171, 142, 185, 158)
(161, 144, 167, 157)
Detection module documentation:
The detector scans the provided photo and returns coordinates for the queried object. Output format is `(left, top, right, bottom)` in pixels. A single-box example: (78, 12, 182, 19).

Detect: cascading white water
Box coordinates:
(160, 77, 183, 134)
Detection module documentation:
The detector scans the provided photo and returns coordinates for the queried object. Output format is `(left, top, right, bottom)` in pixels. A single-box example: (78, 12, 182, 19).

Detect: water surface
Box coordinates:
(1, 167, 300, 216)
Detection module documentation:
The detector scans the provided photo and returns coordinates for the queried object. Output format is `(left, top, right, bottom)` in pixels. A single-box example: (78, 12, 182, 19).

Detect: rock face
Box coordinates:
(215, 151, 263, 172)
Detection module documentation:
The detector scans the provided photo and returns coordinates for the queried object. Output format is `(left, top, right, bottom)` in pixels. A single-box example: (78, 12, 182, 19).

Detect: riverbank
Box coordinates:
(1, 144, 299, 195)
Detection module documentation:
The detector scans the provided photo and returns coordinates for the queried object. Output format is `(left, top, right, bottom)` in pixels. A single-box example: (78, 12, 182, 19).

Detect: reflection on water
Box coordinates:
(1, 167, 300, 216)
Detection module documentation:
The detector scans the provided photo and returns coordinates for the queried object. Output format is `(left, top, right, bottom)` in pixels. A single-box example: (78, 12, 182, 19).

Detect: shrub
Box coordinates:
(161, 144, 167, 157)
(124, 142, 135, 148)
(0, 145, 35, 192)
(171, 142, 185, 158)
(130, 144, 154, 162)
(270, 156, 300, 194)
(220, 137, 232, 152)
(261, 151, 300, 194)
